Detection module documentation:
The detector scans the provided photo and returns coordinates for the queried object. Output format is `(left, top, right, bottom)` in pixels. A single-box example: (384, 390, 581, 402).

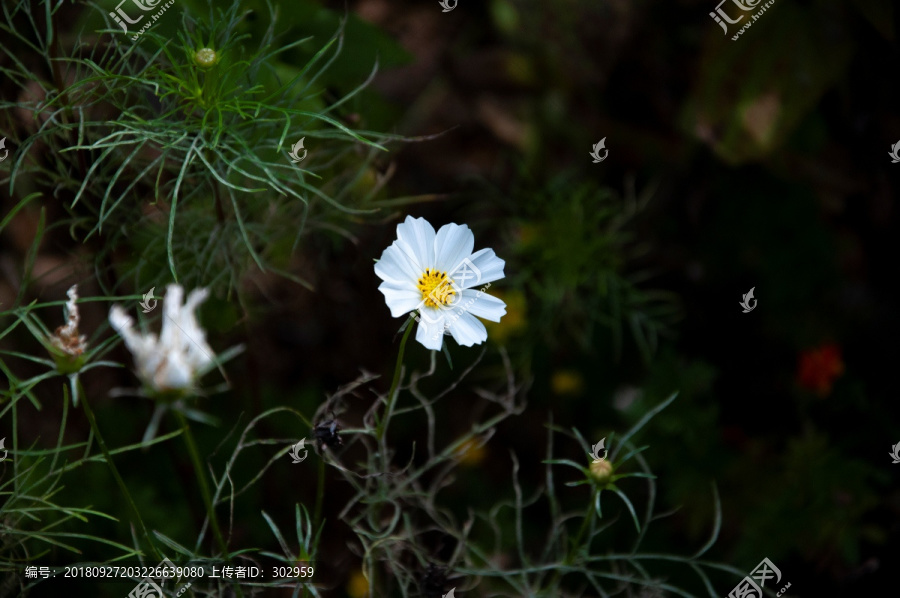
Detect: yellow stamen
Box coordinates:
(416, 268, 456, 308)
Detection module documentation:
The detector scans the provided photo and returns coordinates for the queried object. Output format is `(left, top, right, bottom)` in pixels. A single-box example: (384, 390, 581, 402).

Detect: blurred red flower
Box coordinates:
(796, 343, 844, 396)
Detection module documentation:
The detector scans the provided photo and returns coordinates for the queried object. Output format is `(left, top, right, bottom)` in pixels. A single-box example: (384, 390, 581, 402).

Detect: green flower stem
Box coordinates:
(375, 316, 416, 444)
(173, 409, 229, 557)
(547, 485, 599, 592)
(569, 486, 599, 554)
(80, 392, 162, 562)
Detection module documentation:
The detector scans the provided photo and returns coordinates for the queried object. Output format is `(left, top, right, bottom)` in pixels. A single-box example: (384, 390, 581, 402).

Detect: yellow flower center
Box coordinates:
(417, 268, 456, 308)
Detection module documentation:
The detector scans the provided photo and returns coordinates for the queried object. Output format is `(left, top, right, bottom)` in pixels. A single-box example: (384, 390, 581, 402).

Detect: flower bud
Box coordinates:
(193, 48, 218, 68)
(589, 458, 614, 485)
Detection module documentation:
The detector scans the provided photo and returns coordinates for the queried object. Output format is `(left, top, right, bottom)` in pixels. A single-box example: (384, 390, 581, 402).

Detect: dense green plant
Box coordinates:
(0, 283, 736, 598)
(331, 355, 740, 598)
(497, 175, 680, 363)
(1, 0, 399, 296)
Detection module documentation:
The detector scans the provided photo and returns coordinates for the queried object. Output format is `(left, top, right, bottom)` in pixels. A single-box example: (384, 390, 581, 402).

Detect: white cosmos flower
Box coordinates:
(109, 284, 215, 393)
(375, 216, 507, 350)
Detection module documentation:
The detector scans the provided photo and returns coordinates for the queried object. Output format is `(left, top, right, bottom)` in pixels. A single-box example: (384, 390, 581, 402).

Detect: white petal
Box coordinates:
(434, 223, 475, 274)
(183, 287, 209, 315)
(375, 243, 423, 284)
(137, 352, 165, 387)
(154, 285, 216, 386)
(159, 284, 185, 350)
(153, 353, 193, 391)
(185, 337, 215, 373)
(414, 309, 446, 351)
(111, 305, 162, 387)
(458, 248, 505, 289)
(447, 311, 488, 347)
(396, 216, 436, 273)
(109, 305, 155, 357)
(109, 305, 136, 345)
(379, 282, 424, 317)
(180, 289, 214, 370)
(458, 290, 507, 322)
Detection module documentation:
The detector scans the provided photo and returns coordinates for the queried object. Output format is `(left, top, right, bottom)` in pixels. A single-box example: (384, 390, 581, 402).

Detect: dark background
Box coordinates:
(2, 0, 899, 596)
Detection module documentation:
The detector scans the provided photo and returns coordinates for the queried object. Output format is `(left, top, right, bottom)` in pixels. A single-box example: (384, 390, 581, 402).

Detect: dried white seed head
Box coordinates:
(50, 285, 87, 358)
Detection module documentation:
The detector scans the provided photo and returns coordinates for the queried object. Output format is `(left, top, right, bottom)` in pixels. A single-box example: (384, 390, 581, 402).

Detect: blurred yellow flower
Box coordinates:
(456, 437, 487, 467)
(485, 289, 526, 343)
(516, 222, 540, 247)
(348, 569, 369, 598)
(505, 53, 537, 86)
(551, 369, 584, 396)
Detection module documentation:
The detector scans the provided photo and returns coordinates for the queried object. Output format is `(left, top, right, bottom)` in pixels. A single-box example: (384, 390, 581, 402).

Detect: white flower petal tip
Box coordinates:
(375, 217, 506, 350)
(108, 284, 216, 395)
